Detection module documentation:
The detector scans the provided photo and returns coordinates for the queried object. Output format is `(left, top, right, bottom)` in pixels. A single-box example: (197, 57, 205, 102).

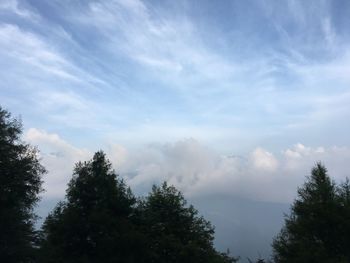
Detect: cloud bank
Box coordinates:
(26, 128, 350, 203)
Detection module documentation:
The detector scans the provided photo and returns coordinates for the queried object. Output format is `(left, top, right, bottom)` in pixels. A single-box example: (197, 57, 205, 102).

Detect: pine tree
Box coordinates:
(137, 182, 238, 263)
(0, 106, 45, 262)
(272, 163, 347, 263)
(336, 178, 350, 260)
(40, 151, 141, 263)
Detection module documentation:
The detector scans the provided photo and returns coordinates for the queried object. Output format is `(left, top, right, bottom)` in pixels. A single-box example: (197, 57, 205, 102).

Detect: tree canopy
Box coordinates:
(272, 163, 350, 263)
(41, 151, 140, 263)
(0, 107, 45, 262)
(137, 182, 237, 263)
(40, 152, 237, 263)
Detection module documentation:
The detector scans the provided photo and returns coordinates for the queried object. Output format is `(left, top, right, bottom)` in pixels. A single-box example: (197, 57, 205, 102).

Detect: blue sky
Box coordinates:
(1, 0, 350, 201)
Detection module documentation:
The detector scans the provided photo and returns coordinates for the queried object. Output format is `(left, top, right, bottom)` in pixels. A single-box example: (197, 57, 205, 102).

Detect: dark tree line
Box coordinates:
(0, 106, 237, 263)
(1, 105, 350, 263)
(39, 151, 237, 263)
(272, 163, 350, 263)
(0, 107, 45, 262)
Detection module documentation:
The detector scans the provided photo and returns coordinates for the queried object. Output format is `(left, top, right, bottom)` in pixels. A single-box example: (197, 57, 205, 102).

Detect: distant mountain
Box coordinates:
(190, 194, 289, 261)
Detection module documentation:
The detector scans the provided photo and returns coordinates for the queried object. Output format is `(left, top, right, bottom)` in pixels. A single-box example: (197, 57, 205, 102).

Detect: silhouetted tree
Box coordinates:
(137, 182, 238, 263)
(272, 163, 349, 262)
(40, 151, 142, 263)
(247, 257, 271, 263)
(41, 152, 237, 262)
(0, 106, 45, 262)
(336, 178, 350, 260)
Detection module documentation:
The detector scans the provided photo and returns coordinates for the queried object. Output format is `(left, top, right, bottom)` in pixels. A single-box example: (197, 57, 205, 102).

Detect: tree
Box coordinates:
(248, 257, 270, 263)
(0, 106, 45, 262)
(272, 163, 349, 263)
(41, 153, 237, 263)
(336, 178, 350, 260)
(248, 259, 268, 263)
(137, 182, 238, 263)
(41, 151, 142, 263)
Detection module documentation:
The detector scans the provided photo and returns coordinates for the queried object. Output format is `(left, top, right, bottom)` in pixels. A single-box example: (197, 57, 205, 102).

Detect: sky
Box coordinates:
(1, 0, 350, 258)
(0, 0, 350, 198)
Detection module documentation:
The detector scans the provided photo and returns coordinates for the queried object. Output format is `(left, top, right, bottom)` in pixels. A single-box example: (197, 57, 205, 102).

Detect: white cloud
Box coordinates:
(6, 1, 349, 203)
(25, 128, 91, 198)
(70, 0, 350, 133)
(121, 141, 350, 202)
(322, 17, 337, 47)
(0, 22, 112, 130)
(282, 144, 350, 181)
(26, 128, 350, 203)
(0, 0, 39, 20)
(251, 148, 278, 172)
(107, 144, 128, 169)
(2, 0, 349, 144)
(0, 23, 105, 84)
(72, 0, 239, 86)
(0, 24, 75, 81)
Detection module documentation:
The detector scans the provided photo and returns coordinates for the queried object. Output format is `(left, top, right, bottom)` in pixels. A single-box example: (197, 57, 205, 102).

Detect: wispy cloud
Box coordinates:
(1, 0, 350, 160)
(0, 0, 39, 20)
(72, 0, 239, 84)
(0, 20, 109, 132)
(0, 23, 106, 84)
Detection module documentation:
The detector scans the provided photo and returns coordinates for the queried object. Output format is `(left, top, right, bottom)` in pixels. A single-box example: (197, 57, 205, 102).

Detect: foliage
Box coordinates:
(41, 153, 237, 262)
(247, 257, 269, 263)
(0, 106, 45, 262)
(272, 162, 350, 263)
(40, 151, 141, 263)
(137, 182, 238, 263)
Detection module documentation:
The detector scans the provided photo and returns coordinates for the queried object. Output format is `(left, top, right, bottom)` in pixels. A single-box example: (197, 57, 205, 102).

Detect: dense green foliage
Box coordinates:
(272, 163, 350, 263)
(40, 151, 141, 263)
(137, 182, 237, 263)
(0, 107, 45, 262)
(40, 151, 237, 263)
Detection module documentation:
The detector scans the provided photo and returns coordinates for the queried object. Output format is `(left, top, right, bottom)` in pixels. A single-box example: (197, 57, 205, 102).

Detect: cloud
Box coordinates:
(25, 128, 91, 198)
(118, 140, 283, 201)
(74, 0, 350, 132)
(0, 21, 109, 131)
(251, 148, 278, 171)
(27, 128, 350, 203)
(0, 0, 39, 20)
(72, 0, 239, 84)
(0, 23, 104, 84)
(2, 1, 350, 193)
(117, 140, 350, 202)
(282, 143, 350, 181)
(1, 0, 350, 148)
(0, 24, 70, 79)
